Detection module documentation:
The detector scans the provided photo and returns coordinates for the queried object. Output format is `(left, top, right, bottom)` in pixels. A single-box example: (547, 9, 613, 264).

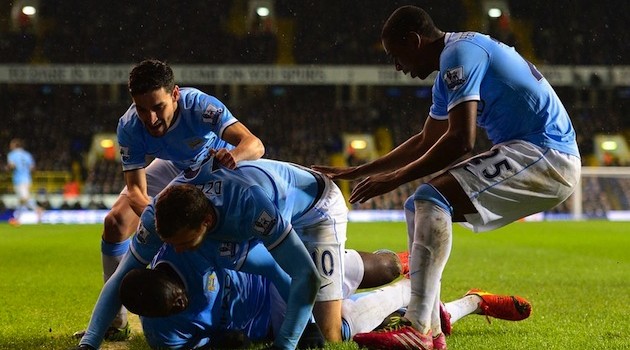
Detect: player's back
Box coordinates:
(237, 159, 323, 220)
(141, 245, 273, 348)
(7, 148, 34, 184)
(177, 156, 322, 222)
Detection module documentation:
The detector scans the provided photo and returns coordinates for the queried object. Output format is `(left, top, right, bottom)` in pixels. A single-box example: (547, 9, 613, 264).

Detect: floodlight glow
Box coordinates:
(22, 6, 36, 16)
(100, 139, 114, 148)
(601, 141, 618, 151)
(350, 140, 367, 150)
(256, 7, 270, 17)
(488, 8, 502, 18)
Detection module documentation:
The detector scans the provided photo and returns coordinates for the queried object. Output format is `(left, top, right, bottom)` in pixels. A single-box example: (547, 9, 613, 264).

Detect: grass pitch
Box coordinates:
(0, 221, 628, 349)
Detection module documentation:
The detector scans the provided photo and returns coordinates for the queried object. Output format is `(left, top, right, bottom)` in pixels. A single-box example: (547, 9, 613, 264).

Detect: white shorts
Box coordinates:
(14, 183, 31, 200)
(293, 176, 349, 301)
(120, 159, 182, 197)
(449, 140, 581, 232)
(269, 249, 363, 336)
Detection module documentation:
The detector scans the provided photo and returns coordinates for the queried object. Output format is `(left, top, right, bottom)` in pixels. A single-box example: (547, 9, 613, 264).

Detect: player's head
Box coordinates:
(128, 59, 180, 137)
(119, 265, 188, 318)
(9, 138, 23, 150)
(381, 6, 443, 79)
(155, 184, 215, 253)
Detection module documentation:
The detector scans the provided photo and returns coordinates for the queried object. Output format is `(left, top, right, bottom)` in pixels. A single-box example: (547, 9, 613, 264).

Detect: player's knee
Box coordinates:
(414, 184, 453, 215)
(377, 252, 403, 282)
(404, 195, 415, 212)
(103, 210, 130, 242)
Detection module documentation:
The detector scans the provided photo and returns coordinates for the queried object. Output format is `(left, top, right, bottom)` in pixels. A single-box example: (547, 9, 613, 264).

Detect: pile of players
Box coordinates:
(72, 4, 579, 349)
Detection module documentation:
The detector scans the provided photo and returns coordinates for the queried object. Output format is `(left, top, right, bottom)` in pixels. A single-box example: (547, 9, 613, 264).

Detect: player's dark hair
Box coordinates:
(119, 265, 188, 318)
(128, 59, 175, 96)
(9, 138, 23, 149)
(155, 184, 211, 239)
(382, 5, 440, 43)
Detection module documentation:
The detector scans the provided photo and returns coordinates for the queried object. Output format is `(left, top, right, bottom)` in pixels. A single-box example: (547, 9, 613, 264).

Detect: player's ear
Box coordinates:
(408, 31, 422, 48)
(172, 292, 188, 313)
(171, 85, 180, 102)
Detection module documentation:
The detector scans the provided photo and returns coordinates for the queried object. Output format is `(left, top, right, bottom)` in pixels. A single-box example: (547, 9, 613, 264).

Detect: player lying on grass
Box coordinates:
(76, 156, 353, 349)
(119, 244, 409, 349)
(154, 156, 352, 344)
(118, 245, 532, 349)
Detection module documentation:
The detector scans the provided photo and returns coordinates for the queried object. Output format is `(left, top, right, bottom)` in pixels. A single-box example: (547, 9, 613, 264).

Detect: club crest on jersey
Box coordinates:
(136, 223, 149, 244)
(203, 104, 223, 125)
(218, 242, 236, 257)
(254, 211, 276, 236)
(444, 66, 466, 90)
(206, 272, 217, 292)
(120, 146, 130, 162)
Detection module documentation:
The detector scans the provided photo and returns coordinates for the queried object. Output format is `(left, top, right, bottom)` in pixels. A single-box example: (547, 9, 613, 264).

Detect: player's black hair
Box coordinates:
(381, 5, 440, 42)
(128, 58, 176, 96)
(155, 184, 212, 239)
(119, 265, 188, 318)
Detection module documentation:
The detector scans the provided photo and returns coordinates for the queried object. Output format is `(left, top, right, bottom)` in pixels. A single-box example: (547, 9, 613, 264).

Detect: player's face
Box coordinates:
(165, 223, 207, 253)
(383, 33, 433, 79)
(133, 86, 180, 137)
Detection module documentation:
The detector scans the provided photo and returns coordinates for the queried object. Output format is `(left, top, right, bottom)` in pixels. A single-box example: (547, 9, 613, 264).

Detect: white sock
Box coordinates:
(445, 295, 481, 324)
(102, 253, 122, 282)
(342, 278, 411, 335)
(430, 282, 443, 336)
(404, 200, 452, 334)
(102, 252, 127, 328)
(404, 208, 415, 253)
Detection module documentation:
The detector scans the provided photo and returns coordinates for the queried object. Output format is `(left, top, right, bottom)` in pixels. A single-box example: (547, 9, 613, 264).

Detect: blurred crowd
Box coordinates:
(2, 82, 630, 217)
(1, 0, 630, 216)
(1, 0, 629, 65)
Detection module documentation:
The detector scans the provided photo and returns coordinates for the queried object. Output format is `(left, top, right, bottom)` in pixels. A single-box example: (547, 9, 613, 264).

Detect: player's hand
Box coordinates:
(349, 172, 400, 203)
(211, 148, 237, 169)
(310, 165, 360, 180)
(298, 322, 326, 349)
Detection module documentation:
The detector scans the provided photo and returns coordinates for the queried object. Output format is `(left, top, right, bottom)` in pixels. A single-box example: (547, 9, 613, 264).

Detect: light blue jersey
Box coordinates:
(117, 87, 238, 171)
(131, 157, 322, 349)
(7, 148, 34, 186)
(141, 245, 273, 349)
(171, 157, 324, 245)
(84, 157, 324, 349)
(430, 32, 580, 158)
(84, 210, 292, 349)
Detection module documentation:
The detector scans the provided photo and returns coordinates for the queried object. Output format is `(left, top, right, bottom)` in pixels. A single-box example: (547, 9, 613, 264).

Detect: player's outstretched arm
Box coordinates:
(268, 231, 321, 350)
(77, 252, 145, 349)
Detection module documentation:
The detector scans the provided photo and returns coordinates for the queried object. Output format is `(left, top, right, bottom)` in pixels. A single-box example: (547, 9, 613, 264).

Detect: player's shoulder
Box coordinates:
(179, 87, 221, 107)
(444, 32, 491, 54)
(117, 104, 142, 130)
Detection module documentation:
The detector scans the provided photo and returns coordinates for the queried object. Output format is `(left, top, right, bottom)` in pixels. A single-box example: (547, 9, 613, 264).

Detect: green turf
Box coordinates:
(0, 221, 628, 350)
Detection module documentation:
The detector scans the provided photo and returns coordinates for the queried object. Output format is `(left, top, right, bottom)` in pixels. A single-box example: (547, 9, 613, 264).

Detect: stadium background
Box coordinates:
(1, 0, 630, 223)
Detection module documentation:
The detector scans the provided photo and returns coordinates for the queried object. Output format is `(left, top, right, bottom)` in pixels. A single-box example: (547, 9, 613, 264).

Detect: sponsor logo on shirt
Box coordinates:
(136, 223, 149, 244)
(120, 146, 130, 162)
(203, 104, 223, 125)
(219, 242, 236, 257)
(444, 66, 466, 90)
(254, 211, 276, 236)
(206, 272, 217, 292)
